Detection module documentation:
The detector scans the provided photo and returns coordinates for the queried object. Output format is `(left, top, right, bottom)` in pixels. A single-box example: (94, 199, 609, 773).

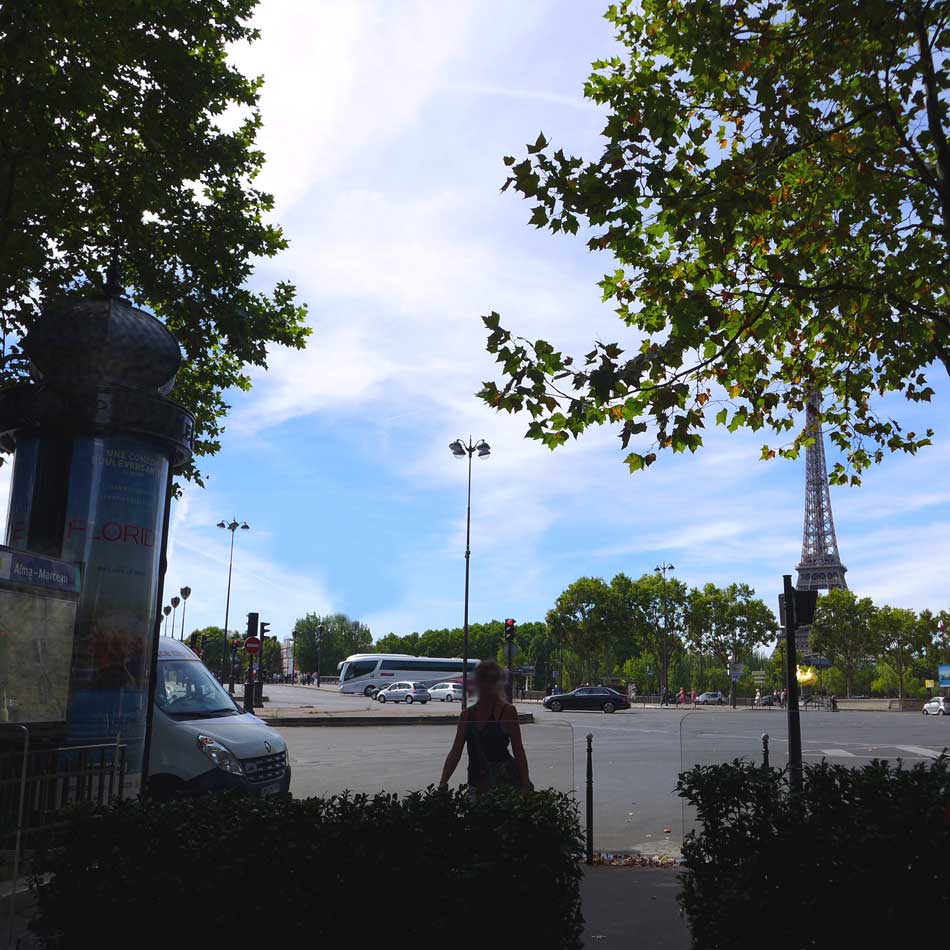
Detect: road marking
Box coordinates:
(895, 745, 942, 758)
(820, 749, 856, 757)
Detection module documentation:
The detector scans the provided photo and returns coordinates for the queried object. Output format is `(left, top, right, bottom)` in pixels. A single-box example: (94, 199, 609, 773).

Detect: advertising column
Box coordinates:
(0, 273, 193, 794)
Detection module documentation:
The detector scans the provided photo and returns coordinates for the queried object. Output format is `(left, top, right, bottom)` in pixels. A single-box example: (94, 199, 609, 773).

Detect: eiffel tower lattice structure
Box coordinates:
(796, 393, 848, 594)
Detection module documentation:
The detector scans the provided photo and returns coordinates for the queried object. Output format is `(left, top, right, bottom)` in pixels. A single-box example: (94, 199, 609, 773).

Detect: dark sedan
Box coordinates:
(543, 687, 630, 714)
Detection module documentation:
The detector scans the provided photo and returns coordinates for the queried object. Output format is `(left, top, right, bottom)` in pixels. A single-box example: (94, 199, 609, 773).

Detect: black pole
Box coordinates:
(222, 525, 236, 674)
(762, 733, 770, 769)
(783, 574, 803, 795)
(462, 445, 473, 710)
(141, 464, 175, 792)
(585, 733, 594, 865)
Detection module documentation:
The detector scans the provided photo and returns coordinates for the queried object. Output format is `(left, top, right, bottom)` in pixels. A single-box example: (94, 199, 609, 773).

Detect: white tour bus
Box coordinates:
(338, 653, 480, 695)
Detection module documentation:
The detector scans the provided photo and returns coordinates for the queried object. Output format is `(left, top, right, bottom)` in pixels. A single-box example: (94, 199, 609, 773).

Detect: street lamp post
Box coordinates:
(449, 437, 491, 710)
(217, 519, 250, 675)
(316, 624, 325, 688)
(179, 586, 191, 641)
(170, 595, 180, 641)
(654, 562, 675, 700)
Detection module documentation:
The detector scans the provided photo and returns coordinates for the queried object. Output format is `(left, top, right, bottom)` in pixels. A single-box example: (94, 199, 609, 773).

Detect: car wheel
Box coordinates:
(550, 700, 563, 712)
(938, 709, 946, 716)
(421, 700, 428, 704)
(405, 695, 413, 704)
(922, 708, 929, 714)
(603, 701, 616, 714)
(445, 694, 453, 702)
(364, 685, 376, 697)
(378, 693, 386, 703)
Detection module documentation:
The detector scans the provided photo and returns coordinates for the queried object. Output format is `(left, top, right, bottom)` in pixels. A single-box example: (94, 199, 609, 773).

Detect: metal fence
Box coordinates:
(0, 726, 126, 948)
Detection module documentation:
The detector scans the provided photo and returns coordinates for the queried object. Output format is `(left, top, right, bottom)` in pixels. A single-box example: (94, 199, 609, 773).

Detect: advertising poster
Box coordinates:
(939, 665, 950, 689)
(59, 435, 169, 777)
(0, 548, 80, 723)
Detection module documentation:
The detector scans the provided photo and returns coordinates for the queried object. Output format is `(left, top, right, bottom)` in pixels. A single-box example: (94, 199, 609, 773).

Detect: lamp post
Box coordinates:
(179, 586, 191, 641)
(654, 563, 675, 699)
(316, 624, 325, 688)
(170, 595, 180, 641)
(217, 519, 250, 672)
(449, 437, 491, 710)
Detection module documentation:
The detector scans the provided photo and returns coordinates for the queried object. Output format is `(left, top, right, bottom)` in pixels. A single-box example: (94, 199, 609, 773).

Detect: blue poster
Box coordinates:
(939, 665, 950, 689)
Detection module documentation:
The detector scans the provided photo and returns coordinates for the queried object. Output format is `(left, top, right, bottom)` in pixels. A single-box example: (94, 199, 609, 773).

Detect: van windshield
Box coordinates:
(155, 659, 239, 720)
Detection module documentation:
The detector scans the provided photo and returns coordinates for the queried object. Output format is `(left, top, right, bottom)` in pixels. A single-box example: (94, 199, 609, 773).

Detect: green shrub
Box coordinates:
(677, 756, 950, 949)
(30, 787, 583, 949)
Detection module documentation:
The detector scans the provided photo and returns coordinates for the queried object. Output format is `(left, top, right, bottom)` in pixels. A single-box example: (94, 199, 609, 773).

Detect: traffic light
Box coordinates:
(259, 621, 270, 638)
(246, 612, 259, 637)
(200, 635, 208, 650)
(504, 618, 516, 641)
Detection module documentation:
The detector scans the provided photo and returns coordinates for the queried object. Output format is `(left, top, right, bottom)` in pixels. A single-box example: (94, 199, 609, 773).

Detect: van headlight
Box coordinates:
(196, 735, 243, 774)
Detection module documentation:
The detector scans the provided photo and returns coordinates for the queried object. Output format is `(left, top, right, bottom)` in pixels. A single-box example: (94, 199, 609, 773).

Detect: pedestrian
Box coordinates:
(439, 659, 532, 797)
(691, 688, 697, 705)
(754, 688, 761, 707)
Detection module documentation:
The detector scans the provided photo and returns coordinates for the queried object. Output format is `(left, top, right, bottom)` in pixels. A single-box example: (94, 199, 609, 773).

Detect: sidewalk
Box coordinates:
(582, 867, 689, 948)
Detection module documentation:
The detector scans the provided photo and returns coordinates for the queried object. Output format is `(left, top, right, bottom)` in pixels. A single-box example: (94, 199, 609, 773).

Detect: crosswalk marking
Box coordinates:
(820, 748, 855, 757)
(895, 745, 942, 758)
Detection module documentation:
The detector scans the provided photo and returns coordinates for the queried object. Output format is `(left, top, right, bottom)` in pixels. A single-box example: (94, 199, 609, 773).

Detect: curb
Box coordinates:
(264, 713, 535, 728)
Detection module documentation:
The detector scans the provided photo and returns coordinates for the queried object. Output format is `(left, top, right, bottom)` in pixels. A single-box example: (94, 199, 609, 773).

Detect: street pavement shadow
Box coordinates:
(581, 867, 688, 948)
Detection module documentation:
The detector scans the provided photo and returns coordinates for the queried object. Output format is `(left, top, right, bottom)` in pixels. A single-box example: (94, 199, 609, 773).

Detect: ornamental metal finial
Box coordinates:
(103, 256, 125, 298)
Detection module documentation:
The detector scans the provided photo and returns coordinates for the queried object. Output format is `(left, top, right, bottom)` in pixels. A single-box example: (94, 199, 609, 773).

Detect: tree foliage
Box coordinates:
(292, 613, 372, 675)
(545, 577, 619, 685)
(0, 0, 310, 481)
(480, 0, 949, 483)
(809, 588, 876, 696)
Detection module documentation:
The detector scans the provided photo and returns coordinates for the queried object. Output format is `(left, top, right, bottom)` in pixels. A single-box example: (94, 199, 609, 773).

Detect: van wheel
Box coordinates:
(405, 695, 413, 704)
(364, 685, 376, 697)
(603, 701, 616, 714)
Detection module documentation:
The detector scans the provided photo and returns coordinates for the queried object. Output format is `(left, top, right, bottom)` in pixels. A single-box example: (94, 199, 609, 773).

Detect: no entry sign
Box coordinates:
(244, 636, 261, 654)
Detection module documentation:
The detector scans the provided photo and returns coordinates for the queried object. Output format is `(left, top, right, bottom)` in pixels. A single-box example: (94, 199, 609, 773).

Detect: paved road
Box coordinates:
(272, 693, 950, 855)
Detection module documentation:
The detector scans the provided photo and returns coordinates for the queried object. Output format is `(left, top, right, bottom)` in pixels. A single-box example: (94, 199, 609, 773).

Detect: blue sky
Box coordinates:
(18, 0, 950, 643)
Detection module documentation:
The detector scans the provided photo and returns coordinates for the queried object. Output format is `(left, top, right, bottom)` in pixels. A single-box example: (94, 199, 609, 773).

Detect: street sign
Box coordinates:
(731, 671, 740, 683)
(730, 662, 745, 675)
(244, 636, 261, 654)
(751, 671, 767, 683)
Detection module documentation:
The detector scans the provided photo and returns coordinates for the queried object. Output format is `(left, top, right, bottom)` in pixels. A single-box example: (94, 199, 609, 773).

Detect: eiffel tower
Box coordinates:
(796, 392, 848, 595)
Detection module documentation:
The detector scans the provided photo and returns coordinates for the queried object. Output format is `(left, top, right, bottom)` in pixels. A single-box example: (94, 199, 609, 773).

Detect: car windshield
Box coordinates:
(155, 659, 239, 720)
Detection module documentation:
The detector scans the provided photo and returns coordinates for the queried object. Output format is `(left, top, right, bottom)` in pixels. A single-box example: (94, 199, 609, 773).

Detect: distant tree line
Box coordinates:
(367, 578, 950, 699)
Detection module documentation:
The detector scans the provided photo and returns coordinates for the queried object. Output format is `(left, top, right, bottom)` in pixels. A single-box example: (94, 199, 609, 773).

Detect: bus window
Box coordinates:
(342, 659, 378, 681)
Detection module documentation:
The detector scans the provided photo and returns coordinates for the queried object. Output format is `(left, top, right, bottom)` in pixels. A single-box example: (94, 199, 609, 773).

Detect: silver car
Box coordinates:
(376, 681, 430, 704)
(922, 696, 949, 716)
(428, 682, 464, 702)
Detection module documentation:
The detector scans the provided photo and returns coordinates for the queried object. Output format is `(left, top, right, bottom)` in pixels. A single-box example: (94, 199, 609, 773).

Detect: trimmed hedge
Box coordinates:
(31, 787, 584, 949)
(677, 756, 950, 949)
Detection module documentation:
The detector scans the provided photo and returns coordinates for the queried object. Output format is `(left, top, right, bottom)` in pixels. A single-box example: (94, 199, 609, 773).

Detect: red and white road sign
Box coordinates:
(244, 636, 261, 654)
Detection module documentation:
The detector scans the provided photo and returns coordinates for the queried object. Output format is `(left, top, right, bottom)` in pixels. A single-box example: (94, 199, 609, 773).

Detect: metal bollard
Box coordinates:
(585, 733, 594, 865)
(761, 733, 770, 769)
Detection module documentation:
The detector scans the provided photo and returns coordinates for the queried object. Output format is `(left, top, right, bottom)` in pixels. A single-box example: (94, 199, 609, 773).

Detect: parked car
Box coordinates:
(695, 691, 726, 706)
(756, 694, 776, 707)
(376, 681, 430, 704)
(428, 682, 464, 702)
(542, 687, 630, 714)
(922, 696, 950, 716)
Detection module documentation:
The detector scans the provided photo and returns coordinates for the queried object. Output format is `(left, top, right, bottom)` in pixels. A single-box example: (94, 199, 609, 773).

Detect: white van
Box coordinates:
(147, 637, 291, 799)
